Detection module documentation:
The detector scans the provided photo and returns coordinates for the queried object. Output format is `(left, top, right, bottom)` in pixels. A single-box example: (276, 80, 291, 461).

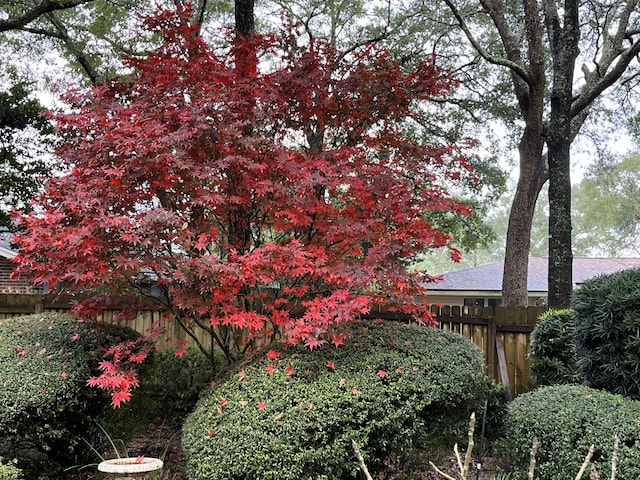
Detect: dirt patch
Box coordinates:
(60, 423, 510, 480)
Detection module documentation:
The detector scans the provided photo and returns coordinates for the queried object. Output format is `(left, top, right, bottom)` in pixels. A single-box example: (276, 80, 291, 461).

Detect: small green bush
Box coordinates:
(140, 344, 213, 419)
(183, 321, 488, 480)
(504, 384, 640, 479)
(0, 312, 142, 475)
(572, 267, 640, 398)
(0, 458, 22, 480)
(528, 309, 579, 386)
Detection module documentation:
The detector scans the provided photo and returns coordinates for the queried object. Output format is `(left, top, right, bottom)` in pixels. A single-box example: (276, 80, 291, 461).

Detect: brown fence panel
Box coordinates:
(431, 305, 545, 398)
(0, 293, 545, 398)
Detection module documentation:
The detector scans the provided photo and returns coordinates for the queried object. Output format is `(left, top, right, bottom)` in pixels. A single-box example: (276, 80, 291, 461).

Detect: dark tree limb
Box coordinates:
(0, 0, 96, 32)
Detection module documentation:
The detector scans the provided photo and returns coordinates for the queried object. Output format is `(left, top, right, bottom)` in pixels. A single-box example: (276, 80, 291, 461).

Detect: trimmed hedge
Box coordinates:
(528, 309, 579, 386)
(504, 385, 640, 479)
(572, 267, 640, 398)
(183, 321, 488, 480)
(0, 312, 142, 475)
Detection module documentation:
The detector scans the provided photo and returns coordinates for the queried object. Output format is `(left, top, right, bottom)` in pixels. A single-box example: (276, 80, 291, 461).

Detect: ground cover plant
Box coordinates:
(182, 321, 488, 480)
(0, 313, 143, 477)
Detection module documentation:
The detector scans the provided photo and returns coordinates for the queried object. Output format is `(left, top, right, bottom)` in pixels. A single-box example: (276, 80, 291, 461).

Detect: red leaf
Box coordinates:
(266, 349, 280, 360)
(111, 389, 132, 408)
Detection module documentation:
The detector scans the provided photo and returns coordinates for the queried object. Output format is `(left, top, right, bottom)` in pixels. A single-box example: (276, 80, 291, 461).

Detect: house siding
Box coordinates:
(0, 257, 39, 294)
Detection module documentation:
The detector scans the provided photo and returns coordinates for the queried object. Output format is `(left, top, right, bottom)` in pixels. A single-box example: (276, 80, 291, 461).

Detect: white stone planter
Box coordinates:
(97, 457, 163, 480)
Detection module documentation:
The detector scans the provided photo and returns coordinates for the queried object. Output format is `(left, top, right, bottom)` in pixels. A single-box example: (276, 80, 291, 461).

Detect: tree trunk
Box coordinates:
(500, 0, 547, 307)
(502, 124, 546, 306)
(546, 0, 579, 308)
(235, 0, 254, 36)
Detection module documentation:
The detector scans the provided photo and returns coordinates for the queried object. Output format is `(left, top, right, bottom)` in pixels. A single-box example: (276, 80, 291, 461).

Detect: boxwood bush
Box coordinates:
(0, 312, 142, 475)
(182, 321, 488, 480)
(572, 267, 640, 398)
(528, 309, 579, 386)
(504, 384, 640, 479)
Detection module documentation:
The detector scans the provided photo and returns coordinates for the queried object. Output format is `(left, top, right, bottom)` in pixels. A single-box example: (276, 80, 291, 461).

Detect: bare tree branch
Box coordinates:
(573, 37, 640, 118)
(45, 11, 100, 84)
(442, 0, 531, 84)
(0, 0, 96, 33)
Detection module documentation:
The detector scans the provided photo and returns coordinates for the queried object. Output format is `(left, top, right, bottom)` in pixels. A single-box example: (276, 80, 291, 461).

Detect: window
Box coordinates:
(464, 298, 485, 307)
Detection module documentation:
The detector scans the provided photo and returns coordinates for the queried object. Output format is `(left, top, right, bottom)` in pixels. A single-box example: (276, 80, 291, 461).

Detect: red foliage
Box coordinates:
(12, 5, 475, 404)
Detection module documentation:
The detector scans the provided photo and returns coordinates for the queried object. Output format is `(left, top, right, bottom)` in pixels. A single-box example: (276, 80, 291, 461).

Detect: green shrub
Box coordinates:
(572, 267, 640, 398)
(0, 312, 142, 475)
(504, 384, 640, 479)
(183, 321, 488, 480)
(482, 381, 511, 443)
(140, 344, 213, 419)
(0, 458, 22, 480)
(528, 309, 579, 386)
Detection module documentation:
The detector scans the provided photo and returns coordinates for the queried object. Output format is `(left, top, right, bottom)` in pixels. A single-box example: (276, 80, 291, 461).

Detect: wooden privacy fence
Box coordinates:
(0, 294, 545, 398)
(431, 304, 546, 398)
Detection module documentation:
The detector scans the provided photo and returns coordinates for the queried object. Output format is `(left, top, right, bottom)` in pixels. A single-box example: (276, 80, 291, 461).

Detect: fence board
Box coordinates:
(0, 294, 545, 398)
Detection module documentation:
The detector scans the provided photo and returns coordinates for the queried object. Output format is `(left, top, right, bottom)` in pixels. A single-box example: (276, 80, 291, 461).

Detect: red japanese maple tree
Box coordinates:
(13, 6, 475, 403)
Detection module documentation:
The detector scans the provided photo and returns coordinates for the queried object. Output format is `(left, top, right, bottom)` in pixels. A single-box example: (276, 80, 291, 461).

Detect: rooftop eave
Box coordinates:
(0, 245, 16, 260)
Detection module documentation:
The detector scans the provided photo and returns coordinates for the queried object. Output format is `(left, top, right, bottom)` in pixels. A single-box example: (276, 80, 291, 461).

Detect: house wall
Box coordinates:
(0, 257, 39, 294)
(426, 292, 545, 310)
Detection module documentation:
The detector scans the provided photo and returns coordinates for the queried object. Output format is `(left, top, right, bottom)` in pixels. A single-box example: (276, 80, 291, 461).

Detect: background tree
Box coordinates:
(573, 153, 640, 256)
(1, 0, 508, 284)
(13, 5, 475, 396)
(435, 0, 640, 307)
(0, 73, 54, 232)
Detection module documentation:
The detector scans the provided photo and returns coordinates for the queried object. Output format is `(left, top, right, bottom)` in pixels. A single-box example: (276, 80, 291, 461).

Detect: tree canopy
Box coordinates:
(573, 154, 640, 256)
(0, 74, 54, 231)
(12, 5, 477, 400)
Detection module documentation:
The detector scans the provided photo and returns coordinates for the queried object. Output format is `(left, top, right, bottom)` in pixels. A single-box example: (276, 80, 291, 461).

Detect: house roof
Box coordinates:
(0, 241, 16, 260)
(428, 257, 640, 292)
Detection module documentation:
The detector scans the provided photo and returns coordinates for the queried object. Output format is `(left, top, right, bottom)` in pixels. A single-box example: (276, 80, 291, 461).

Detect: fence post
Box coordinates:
(486, 315, 497, 380)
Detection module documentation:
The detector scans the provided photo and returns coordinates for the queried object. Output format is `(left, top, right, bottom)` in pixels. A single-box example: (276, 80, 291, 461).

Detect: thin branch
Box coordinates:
(0, 0, 96, 32)
(575, 444, 595, 480)
(572, 38, 640, 118)
(351, 441, 374, 480)
(17, 26, 65, 39)
(45, 11, 100, 84)
(441, 0, 531, 85)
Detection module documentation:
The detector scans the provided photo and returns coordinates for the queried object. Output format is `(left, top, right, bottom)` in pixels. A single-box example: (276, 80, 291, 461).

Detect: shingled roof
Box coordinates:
(429, 257, 640, 292)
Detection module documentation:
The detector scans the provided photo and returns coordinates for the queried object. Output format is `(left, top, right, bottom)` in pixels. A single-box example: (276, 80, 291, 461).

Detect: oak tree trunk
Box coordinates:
(546, 0, 579, 308)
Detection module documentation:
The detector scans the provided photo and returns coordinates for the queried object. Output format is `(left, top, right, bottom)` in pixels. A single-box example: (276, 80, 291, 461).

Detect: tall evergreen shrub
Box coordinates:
(572, 267, 640, 398)
(528, 309, 579, 386)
